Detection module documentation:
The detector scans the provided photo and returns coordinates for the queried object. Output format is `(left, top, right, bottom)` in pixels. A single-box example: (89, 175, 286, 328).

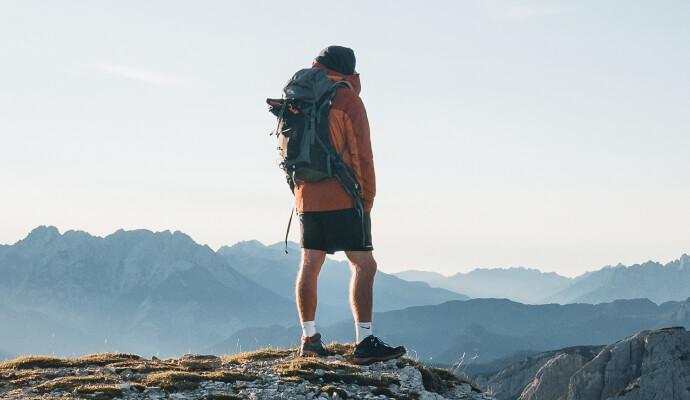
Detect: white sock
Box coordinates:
(301, 320, 316, 338)
(355, 321, 373, 344)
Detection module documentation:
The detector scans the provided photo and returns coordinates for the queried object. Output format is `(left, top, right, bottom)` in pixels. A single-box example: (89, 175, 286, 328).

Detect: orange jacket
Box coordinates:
(294, 62, 376, 213)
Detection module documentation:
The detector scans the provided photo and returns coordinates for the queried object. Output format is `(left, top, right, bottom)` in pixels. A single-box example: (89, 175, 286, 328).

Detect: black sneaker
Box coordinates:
(352, 335, 406, 365)
(299, 333, 332, 357)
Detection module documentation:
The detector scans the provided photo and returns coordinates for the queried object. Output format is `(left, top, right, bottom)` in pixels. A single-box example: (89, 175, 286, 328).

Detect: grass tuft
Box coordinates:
(203, 370, 260, 383)
(0, 355, 72, 370)
(0, 352, 141, 370)
(273, 355, 398, 387)
(107, 359, 180, 373)
(320, 384, 348, 398)
(144, 369, 259, 391)
(280, 375, 303, 383)
(324, 343, 355, 356)
(144, 371, 205, 391)
(32, 375, 121, 394)
(276, 357, 359, 374)
(73, 384, 124, 399)
(77, 352, 141, 366)
(221, 348, 294, 364)
(1, 369, 50, 386)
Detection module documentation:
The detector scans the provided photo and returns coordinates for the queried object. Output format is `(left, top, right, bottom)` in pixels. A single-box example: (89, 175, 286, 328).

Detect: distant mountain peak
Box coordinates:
(237, 239, 267, 248)
(22, 225, 61, 244)
(679, 253, 690, 266)
(217, 240, 267, 254)
(268, 241, 300, 250)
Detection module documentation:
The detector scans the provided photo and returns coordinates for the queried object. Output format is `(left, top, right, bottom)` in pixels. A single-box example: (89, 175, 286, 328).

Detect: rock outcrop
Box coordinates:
(0, 346, 494, 399)
(518, 348, 597, 400)
(471, 327, 690, 400)
(471, 346, 601, 400)
(568, 327, 690, 400)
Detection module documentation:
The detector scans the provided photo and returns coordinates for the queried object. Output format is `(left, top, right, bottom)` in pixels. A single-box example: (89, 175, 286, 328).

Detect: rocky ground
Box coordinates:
(0, 344, 493, 400)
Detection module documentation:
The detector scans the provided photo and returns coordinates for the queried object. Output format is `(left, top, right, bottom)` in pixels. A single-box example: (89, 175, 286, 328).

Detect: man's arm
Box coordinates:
(353, 104, 376, 211)
(328, 94, 376, 211)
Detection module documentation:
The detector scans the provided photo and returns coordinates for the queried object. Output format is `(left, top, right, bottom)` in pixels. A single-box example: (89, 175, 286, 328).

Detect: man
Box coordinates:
(294, 45, 406, 364)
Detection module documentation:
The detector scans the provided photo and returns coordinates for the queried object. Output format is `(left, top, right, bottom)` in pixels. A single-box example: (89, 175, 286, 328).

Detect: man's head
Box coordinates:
(314, 45, 356, 75)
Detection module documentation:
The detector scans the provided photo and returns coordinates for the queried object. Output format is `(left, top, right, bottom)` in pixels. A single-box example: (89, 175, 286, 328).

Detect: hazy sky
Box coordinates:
(1, 1, 689, 277)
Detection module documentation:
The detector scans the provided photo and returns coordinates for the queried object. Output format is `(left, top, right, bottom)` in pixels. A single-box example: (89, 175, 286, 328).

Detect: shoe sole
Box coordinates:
(300, 349, 329, 357)
(351, 348, 406, 365)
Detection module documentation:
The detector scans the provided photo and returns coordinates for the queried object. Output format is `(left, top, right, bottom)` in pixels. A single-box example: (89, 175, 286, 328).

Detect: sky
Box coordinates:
(1, 0, 689, 277)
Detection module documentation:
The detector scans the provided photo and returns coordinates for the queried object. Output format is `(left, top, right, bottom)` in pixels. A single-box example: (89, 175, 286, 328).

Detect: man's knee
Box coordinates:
(351, 257, 377, 279)
(299, 249, 326, 278)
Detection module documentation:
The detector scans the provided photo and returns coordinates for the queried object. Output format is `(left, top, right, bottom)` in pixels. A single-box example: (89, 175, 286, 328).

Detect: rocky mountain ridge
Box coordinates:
(218, 240, 467, 321)
(0, 346, 493, 400)
(216, 298, 690, 365)
(0, 226, 464, 357)
(396, 254, 690, 305)
(468, 327, 690, 400)
(0, 226, 295, 357)
(394, 268, 570, 304)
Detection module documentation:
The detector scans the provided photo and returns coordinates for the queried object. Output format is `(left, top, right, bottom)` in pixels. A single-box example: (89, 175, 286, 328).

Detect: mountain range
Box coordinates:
(2, 225, 690, 367)
(0, 226, 296, 356)
(0, 226, 463, 357)
(395, 268, 571, 304)
(210, 297, 690, 366)
(218, 240, 467, 323)
(395, 254, 690, 304)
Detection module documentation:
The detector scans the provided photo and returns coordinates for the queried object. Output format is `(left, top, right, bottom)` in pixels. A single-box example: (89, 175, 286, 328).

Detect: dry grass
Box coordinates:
(275, 366, 398, 387)
(280, 375, 303, 383)
(107, 359, 180, 373)
(320, 384, 349, 398)
(73, 384, 124, 399)
(0, 355, 73, 370)
(1, 369, 48, 386)
(396, 356, 422, 368)
(144, 371, 206, 391)
(31, 375, 121, 394)
(204, 370, 260, 383)
(77, 353, 141, 366)
(275, 357, 359, 374)
(0, 352, 140, 370)
(272, 354, 400, 387)
(220, 348, 295, 364)
(324, 343, 355, 356)
(143, 369, 259, 391)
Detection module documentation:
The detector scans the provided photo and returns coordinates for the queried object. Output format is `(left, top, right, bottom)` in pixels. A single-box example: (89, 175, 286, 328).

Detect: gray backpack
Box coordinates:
(267, 68, 365, 250)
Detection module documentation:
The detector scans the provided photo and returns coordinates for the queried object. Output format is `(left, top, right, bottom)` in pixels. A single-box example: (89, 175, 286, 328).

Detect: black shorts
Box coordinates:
(299, 208, 373, 254)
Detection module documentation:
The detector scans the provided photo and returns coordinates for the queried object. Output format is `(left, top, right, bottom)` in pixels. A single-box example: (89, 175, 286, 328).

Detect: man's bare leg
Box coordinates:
(296, 249, 327, 325)
(346, 250, 377, 342)
(346, 250, 406, 364)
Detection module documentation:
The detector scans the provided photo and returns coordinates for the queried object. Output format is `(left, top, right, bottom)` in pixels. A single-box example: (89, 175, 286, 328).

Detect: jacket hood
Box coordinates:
(312, 61, 361, 95)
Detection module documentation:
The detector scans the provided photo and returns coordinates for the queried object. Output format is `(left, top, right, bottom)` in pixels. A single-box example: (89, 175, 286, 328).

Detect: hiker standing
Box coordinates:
(268, 46, 406, 364)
